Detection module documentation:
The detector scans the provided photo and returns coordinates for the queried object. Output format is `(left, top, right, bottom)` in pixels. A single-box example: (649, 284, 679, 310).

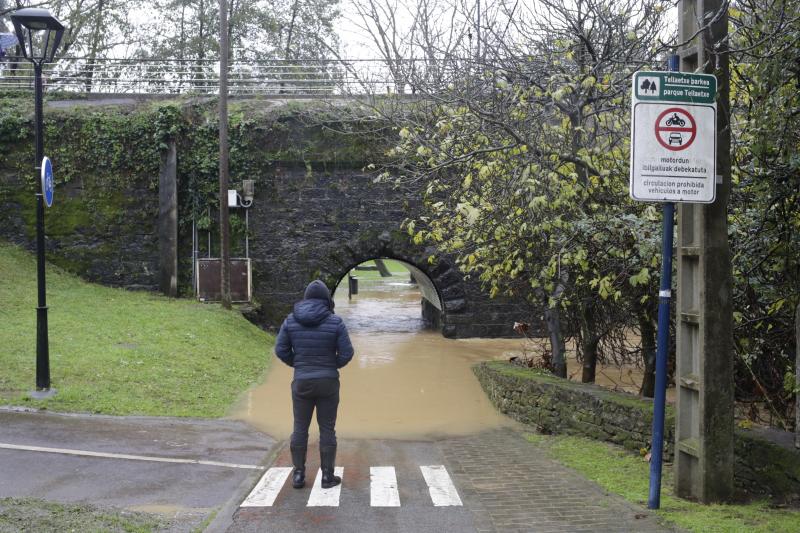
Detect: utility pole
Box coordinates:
(219, 0, 231, 309)
(475, 0, 481, 64)
(0, 2, 8, 33)
(674, 0, 734, 502)
(795, 303, 799, 449)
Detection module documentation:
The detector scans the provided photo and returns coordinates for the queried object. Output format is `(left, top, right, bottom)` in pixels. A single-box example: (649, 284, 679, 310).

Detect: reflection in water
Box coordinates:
(333, 282, 426, 335)
(230, 280, 522, 440)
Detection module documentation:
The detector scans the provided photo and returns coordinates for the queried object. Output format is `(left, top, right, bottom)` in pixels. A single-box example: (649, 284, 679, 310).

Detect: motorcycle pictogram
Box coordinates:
(665, 113, 686, 127)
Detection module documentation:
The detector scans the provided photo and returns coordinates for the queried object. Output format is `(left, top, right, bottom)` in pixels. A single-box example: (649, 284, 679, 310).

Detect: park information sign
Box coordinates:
(630, 71, 717, 203)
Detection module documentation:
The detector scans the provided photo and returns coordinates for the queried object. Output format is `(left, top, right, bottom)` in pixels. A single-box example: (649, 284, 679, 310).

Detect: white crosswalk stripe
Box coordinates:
(420, 465, 463, 507)
(241, 467, 293, 507)
(307, 467, 345, 506)
(240, 464, 461, 508)
(370, 466, 401, 507)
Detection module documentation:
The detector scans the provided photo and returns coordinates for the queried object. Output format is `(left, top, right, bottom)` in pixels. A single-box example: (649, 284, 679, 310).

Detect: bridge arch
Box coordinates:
(317, 230, 467, 338)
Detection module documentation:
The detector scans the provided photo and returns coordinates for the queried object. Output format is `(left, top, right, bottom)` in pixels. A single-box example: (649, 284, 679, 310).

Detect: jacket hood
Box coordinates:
(303, 280, 334, 309)
(293, 299, 332, 327)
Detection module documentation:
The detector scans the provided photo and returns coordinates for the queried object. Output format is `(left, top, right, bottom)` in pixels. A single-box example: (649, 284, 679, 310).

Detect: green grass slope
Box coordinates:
(526, 433, 800, 533)
(0, 241, 272, 417)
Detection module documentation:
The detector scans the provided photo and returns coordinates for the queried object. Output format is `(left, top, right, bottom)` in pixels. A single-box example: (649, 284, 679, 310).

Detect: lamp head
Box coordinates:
(10, 8, 65, 64)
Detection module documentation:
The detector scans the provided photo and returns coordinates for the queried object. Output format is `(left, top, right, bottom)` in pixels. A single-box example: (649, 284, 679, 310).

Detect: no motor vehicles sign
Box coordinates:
(630, 71, 717, 203)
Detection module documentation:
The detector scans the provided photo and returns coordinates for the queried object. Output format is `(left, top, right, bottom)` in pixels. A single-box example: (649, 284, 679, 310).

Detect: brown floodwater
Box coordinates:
(230, 278, 661, 440)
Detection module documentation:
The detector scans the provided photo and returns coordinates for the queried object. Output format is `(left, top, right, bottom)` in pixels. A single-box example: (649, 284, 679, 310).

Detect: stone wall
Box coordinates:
(474, 361, 674, 456)
(0, 103, 161, 289)
(475, 361, 800, 501)
(0, 97, 529, 337)
(246, 164, 525, 337)
(734, 428, 800, 500)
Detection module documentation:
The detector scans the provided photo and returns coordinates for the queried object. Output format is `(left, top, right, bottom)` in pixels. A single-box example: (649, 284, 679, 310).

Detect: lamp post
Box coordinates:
(10, 8, 64, 394)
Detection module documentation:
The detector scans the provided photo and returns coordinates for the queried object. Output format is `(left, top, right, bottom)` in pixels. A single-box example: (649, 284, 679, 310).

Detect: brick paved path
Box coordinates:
(441, 428, 677, 533)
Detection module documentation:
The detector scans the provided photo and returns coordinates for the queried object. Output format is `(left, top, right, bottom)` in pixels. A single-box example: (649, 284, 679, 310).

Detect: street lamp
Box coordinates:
(11, 8, 64, 395)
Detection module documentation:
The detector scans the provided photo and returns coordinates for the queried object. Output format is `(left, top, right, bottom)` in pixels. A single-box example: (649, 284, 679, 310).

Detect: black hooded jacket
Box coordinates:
(274, 280, 354, 379)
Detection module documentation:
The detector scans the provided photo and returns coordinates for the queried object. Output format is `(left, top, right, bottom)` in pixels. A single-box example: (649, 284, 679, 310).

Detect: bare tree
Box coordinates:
(337, 0, 672, 383)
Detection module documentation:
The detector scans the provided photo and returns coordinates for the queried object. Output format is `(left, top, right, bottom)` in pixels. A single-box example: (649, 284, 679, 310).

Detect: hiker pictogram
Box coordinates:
(654, 107, 696, 151)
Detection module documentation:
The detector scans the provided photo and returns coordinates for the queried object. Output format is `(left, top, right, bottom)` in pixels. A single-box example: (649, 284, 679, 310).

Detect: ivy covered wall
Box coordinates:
(0, 95, 375, 291)
(0, 94, 526, 337)
(0, 95, 166, 286)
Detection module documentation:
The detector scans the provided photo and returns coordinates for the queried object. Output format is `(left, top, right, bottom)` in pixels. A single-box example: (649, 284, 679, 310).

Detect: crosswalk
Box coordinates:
(241, 465, 462, 508)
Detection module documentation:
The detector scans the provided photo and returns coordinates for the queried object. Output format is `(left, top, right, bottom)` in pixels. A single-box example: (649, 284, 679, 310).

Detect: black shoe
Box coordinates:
(319, 445, 341, 489)
(290, 445, 306, 489)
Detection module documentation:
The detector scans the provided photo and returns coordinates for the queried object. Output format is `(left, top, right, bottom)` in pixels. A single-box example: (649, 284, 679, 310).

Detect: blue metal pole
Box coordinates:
(648, 53, 680, 510)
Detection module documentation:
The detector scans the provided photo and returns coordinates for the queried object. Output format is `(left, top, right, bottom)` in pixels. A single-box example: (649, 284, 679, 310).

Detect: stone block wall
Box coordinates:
(473, 361, 673, 456)
(0, 153, 160, 290)
(734, 428, 800, 501)
(246, 165, 527, 337)
(475, 361, 800, 501)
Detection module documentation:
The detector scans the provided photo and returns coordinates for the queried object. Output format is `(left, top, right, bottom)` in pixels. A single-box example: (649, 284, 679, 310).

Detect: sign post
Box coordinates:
(31, 155, 55, 398)
(629, 58, 717, 509)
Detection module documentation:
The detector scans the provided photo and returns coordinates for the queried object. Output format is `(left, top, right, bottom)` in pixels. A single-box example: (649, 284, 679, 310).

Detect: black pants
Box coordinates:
(290, 378, 340, 448)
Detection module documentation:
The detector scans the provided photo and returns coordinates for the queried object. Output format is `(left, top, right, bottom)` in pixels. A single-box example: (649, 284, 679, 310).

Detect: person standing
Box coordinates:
(275, 280, 354, 489)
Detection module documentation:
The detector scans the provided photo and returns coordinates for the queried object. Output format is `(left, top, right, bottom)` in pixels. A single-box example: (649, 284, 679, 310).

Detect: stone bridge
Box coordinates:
(0, 97, 526, 338)
(248, 165, 525, 337)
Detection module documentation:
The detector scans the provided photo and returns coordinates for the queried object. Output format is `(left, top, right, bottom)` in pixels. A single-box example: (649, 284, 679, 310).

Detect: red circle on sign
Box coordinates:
(654, 107, 696, 151)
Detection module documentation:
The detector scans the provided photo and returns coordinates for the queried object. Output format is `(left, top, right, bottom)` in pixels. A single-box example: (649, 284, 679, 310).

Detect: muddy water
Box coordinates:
(230, 279, 658, 440)
(231, 281, 522, 440)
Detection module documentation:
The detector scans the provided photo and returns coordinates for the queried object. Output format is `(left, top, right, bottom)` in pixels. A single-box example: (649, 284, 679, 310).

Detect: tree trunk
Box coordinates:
(85, 0, 106, 93)
(227, 0, 236, 61)
(219, 0, 231, 309)
(0, 1, 9, 31)
(581, 336, 599, 383)
(374, 259, 392, 277)
(177, 4, 186, 89)
(580, 307, 599, 383)
(538, 278, 568, 378)
(284, 0, 299, 59)
(639, 313, 657, 397)
(197, 0, 206, 90)
(545, 305, 567, 378)
(795, 302, 799, 449)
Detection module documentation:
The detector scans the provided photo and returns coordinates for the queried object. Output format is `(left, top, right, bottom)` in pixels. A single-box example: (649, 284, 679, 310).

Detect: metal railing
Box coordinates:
(0, 57, 442, 96)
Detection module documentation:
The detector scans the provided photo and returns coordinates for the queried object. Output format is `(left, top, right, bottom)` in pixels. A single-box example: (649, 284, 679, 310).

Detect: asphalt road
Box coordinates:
(0, 409, 274, 531)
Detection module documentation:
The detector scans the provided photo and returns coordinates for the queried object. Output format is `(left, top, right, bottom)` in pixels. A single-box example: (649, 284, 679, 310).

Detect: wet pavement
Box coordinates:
(226, 429, 676, 533)
(229, 438, 475, 533)
(0, 409, 274, 531)
(0, 408, 675, 532)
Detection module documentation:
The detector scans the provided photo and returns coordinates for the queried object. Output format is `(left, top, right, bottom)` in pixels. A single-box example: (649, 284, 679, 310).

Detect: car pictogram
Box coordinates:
(668, 132, 683, 145)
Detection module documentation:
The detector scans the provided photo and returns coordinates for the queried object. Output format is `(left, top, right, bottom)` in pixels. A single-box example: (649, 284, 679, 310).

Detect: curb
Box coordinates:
(204, 439, 286, 533)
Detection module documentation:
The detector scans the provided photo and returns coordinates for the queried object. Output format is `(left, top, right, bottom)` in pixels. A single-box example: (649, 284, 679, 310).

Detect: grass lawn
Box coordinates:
(349, 259, 411, 280)
(0, 241, 273, 417)
(0, 498, 168, 533)
(525, 433, 800, 532)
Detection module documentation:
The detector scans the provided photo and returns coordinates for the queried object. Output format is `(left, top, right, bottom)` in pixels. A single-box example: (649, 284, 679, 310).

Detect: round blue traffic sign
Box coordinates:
(41, 157, 54, 207)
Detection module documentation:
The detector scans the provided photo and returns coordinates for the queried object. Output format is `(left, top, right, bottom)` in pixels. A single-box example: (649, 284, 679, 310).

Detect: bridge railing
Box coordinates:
(0, 57, 452, 96)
